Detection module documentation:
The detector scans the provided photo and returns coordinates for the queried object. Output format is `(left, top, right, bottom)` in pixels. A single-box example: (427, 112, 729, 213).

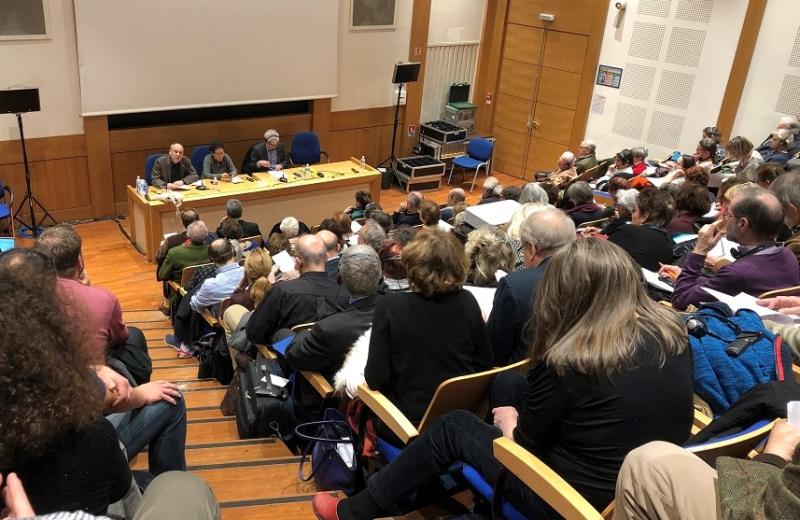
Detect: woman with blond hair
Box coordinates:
(465, 227, 516, 285)
(505, 203, 550, 270)
(313, 238, 693, 520)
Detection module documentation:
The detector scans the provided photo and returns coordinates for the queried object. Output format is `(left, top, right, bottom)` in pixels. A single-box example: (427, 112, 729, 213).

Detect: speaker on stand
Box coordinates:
(0, 87, 57, 238)
(377, 62, 421, 190)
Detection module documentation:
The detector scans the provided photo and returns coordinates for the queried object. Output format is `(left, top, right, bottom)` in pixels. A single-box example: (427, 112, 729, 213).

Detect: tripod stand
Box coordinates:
(13, 113, 57, 237)
(377, 82, 405, 185)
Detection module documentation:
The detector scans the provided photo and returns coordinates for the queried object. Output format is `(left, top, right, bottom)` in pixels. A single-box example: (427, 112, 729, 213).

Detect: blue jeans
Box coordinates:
(107, 398, 187, 476)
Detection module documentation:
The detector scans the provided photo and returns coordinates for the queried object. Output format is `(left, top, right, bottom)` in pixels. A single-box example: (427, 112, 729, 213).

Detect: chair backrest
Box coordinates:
(466, 138, 494, 162)
(686, 418, 776, 466)
(291, 322, 315, 333)
(417, 359, 528, 434)
(241, 234, 263, 251)
(493, 437, 604, 520)
(759, 285, 800, 299)
(593, 190, 615, 207)
(180, 262, 213, 288)
(578, 217, 609, 230)
(145, 154, 162, 185)
(290, 131, 322, 165)
(191, 145, 211, 174)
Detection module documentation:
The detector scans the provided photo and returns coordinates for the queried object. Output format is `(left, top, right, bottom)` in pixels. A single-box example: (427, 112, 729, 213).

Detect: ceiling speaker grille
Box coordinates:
(628, 22, 666, 61)
(620, 63, 657, 101)
(665, 27, 706, 67)
(790, 28, 800, 68)
(637, 0, 672, 17)
(647, 111, 685, 149)
(613, 103, 648, 140)
(776, 74, 800, 115)
(656, 70, 696, 110)
(676, 0, 714, 23)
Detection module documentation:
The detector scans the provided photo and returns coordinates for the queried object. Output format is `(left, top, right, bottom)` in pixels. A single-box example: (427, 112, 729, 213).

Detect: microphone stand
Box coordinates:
(13, 112, 56, 237)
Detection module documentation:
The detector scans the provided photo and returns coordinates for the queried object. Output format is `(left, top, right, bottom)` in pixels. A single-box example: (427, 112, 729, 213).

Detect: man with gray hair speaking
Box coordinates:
(487, 209, 576, 365)
(285, 244, 382, 419)
(242, 128, 290, 173)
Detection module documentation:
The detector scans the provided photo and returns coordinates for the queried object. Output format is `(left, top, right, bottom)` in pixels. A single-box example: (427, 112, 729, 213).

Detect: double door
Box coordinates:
(491, 1, 595, 180)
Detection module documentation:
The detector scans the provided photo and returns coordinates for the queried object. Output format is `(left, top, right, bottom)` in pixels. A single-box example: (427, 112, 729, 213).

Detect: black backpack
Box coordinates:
(195, 331, 234, 385)
(236, 352, 290, 439)
(107, 343, 152, 386)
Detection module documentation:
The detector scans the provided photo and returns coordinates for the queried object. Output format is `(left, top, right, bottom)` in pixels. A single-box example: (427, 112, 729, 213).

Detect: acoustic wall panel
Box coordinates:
(790, 28, 800, 68)
(647, 111, 685, 149)
(620, 63, 657, 101)
(637, 0, 672, 18)
(665, 27, 706, 67)
(775, 74, 800, 115)
(656, 70, 695, 110)
(612, 102, 648, 140)
(676, 0, 714, 24)
(628, 22, 666, 60)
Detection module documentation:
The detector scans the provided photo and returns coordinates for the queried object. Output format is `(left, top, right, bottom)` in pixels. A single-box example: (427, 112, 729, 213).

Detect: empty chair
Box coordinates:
(448, 138, 494, 192)
(190, 145, 211, 174)
(289, 131, 329, 166)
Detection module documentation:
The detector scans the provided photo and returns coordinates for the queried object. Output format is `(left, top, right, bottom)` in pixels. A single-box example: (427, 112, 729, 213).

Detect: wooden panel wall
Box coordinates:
(329, 106, 404, 167)
(0, 134, 92, 222)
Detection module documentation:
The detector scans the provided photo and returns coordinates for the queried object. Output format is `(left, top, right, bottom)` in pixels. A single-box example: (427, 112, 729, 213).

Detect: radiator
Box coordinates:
(420, 41, 480, 125)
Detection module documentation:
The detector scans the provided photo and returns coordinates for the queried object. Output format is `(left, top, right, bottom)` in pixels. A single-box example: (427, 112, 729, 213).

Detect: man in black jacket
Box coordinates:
(487, 209, 576, 365)
(245, 234, 349, 346)
(214, 199, 262, 238)
(242, 129, 290, 173)
(285, 244, 382, 418)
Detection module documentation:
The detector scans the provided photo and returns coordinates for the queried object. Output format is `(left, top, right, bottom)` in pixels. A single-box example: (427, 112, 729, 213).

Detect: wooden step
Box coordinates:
(131, 438, 293, 471)
(130, 320, 173, 331)
(152, 357, 197, 368)
(144, 329, 173, 342)
(221, 499, 322, 519)
(177, 379, 226, 391)
(184, 387, 227, 409)
(193, 461, 317, 504)
(187, 418, 241, 444)
(123, 310, 170, 323)
(151, 365, 200, 381)
(187, 406, 227, 421)
(149, 347, 183, 361)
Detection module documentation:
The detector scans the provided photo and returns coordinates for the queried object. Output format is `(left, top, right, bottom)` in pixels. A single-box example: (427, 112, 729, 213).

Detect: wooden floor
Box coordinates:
(78, 174, 516, 518)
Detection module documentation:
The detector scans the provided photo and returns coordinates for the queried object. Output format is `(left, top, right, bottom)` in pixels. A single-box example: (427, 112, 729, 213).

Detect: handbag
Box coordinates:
(295, 409, 359, 495)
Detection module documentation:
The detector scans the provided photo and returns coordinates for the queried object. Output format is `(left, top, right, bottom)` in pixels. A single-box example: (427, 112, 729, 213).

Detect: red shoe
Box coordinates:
(312, 493, 341, 520)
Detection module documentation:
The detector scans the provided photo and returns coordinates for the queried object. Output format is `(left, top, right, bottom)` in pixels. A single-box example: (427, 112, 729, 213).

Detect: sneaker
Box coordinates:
(311, 493, 340, 520)
(164, 334, 181, 351)
(177, 345, 194, 359)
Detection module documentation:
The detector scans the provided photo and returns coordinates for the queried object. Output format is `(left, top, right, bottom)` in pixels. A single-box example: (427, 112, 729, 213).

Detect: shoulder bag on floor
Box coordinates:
(296, 408, 360, 495)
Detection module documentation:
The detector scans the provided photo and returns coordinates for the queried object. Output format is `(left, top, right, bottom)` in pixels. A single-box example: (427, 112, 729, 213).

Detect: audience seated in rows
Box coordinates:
(574, 139, 597, 174)
(666, 183, 712, 235)
(378, 239, 408, 292)
(155, 208, 200, 272)
(728, 135, 762, 181)
(757, 162, 784, 188)
(357, 220, 387, 252)
(505, 202, 551, 271)
(563, 181, 603, 226)
(604, 188, 675, 271)
(419, 199, 441, 231)
(215, 198, 262, 238)
(518, 182, 550, 205)
(464, 228, 515, 287)
(547, 151, 577, 187)
(478, 177, 503, 205)
(314, 238, 694, 519)
(440, 187, 466, 222)
(694, 137, 717, 170)
(157, 220, 210, 282)
(284, 245, 382, 422)
(770, 172, 800, 265)
(703, 125, 726, 163)
(392, 191, 424, 227)
(487, 209, 576, 366)
(317, 229, 342, 281)
(344, 190, 372, 220)
(246, 234, 348, 345)
(662, 187, 800, 309)
(502, 184, 522, 201)
(763, 129, 796, 167)
(630, 146, 648, 176)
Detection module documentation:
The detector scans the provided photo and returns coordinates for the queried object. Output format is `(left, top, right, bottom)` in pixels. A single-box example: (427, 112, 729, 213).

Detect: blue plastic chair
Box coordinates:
(191, 145, 211, 175)
(144, 154, 162, 185)
(0, 180, 14, 231)
(448, 138, 494, 193)
(290, 131, 329, 166)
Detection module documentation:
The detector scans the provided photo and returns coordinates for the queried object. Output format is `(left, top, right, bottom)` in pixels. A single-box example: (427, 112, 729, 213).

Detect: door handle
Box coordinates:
(532, 119, 541, 128)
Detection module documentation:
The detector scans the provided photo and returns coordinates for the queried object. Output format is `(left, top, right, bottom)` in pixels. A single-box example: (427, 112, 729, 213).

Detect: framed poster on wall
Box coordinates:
(0, 0, 50, 41)
(596, 65, 623, 89)
(350, 0, 397, 30)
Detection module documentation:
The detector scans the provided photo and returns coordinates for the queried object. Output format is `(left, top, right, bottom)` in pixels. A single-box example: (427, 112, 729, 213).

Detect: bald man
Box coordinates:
(441, 188, 466, 222)
(317, 229, 341, 281)
(663, 187, 800, 310)
(150, 143, 199, 190)
(246, 234, 349, 344)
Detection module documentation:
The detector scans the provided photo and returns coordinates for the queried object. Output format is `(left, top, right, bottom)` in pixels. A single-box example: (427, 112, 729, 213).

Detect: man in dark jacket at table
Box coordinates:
(150, 143, 199, 189)
(242, 129, 290, 173)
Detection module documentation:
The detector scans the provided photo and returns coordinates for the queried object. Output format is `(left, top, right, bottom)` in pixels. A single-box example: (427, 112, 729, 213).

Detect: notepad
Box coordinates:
(272, 250, 296, 273)
(642, 268, 674, 293)
(702, 288, 799, 325)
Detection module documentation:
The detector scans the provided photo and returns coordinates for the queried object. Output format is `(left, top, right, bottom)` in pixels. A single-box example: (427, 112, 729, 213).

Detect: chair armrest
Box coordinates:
(793, 363, 800, 384)
(357, 383, 419, 445)
(300, 370, 334, 399)
(167, 280, 183, 296)
(256, 344, 278, 360)
(200, 308, 219, 328)
(493, 437, 603, 520)
(693, 408, 712, 430)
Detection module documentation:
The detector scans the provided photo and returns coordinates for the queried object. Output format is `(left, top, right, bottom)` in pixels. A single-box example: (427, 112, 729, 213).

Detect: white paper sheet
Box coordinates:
(702, 288, 799, 325)
(272, 250, 296, 273)
(464, 285, 496, 321)
(642, 268, 674, 293)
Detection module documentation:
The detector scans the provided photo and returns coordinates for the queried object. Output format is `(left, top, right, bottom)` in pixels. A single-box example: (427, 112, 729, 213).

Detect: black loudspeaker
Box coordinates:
(392, 62, 421, 84)
(0, 88, 40, 114)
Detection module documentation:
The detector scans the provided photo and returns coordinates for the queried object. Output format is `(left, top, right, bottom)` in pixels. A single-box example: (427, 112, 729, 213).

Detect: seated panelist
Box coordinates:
(151, 143, 199, 190)
(243, 129, 289, 173)
(202, 140, 237, 181)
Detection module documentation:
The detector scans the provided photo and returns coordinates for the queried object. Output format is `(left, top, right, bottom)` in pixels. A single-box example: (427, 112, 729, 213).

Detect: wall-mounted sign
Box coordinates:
(596, 65, 623, 89)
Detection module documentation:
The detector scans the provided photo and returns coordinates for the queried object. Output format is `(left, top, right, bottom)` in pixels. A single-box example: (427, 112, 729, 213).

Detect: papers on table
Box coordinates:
(230, 175, 244, 184)
(702, 288, 800, 325)
(268, 170, 286, 180)
(272, 250, 296, 273)
(173, 184, 192, 190)
(642, 268, 674, 293)
(464, 285, 496, 321)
